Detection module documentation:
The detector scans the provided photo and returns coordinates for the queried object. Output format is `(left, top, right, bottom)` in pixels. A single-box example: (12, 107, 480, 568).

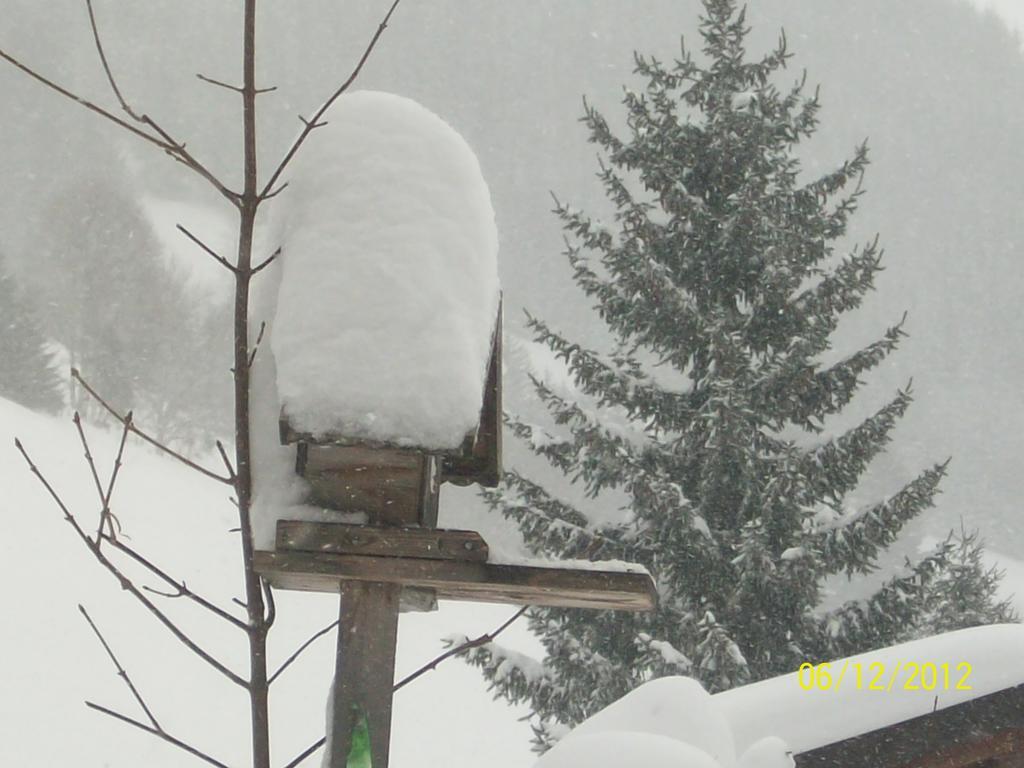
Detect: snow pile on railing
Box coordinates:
(534, 677, 792, 768)
(536, 624, 1024, 767)
(715, 623, 1024, 756)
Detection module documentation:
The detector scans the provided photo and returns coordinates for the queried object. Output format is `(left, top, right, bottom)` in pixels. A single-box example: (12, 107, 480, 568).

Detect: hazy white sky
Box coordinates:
(967, 0, 1024, 41)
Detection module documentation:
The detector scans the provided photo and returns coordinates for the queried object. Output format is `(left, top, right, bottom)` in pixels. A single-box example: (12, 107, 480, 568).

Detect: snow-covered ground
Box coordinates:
(6, 393, 1024, 767)
(0, 397, 537, 768)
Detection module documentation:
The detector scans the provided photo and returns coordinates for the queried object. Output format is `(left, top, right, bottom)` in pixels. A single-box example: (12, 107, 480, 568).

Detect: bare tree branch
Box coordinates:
(72, 369, 233, 485)
(247, 322, 267, 370)
(15, 438, 249, 688)
(261, 182, 289, 201)
(83, 0, 239, 204)
(394, 606, 529, 692)
(262, 579, 276, 628)
(280, 606, 529, 768)
(99, 411, 132, 537)
(259, 0, 402, 199)
(103, 534, 248, 631)
(72, 412, 121, 540)
(85, 702, 230, 768)
(215, 440, 237, 482)
(269, 619, 339, 685)
(79, 604, 161, 730)
(195, 73, 244, 94)
(251, 248, 280, 276)
(176, 224, 238, 274)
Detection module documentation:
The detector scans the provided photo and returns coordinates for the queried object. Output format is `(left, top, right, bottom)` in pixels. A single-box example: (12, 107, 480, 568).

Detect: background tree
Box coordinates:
(0, 254, 63, 413)
(462, 0, 1015, 750)
(27, 175, 231, 444)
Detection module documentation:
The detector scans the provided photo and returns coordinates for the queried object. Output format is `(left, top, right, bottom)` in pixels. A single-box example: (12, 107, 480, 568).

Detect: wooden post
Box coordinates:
(328, 581, 401, 768)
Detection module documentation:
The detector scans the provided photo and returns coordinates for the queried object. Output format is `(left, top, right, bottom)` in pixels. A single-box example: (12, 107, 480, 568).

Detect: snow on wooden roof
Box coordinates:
(269, 90, 500, 451)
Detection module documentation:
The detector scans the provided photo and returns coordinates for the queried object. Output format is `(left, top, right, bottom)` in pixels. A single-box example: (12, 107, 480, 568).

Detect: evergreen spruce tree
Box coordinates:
(463, 0, 1015, 749)
(0, 257, 63, 413)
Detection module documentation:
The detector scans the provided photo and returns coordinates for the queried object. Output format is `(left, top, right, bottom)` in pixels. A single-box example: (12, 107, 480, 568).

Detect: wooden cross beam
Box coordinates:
(254, 521, 656, 768)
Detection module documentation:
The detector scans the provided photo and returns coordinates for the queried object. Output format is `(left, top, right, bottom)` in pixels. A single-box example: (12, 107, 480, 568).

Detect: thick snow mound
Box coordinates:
(270, 90, 500, 450)
(562, 676, 735, 766)
(535, 731, 721, 768)
(534, 676, 794, 768)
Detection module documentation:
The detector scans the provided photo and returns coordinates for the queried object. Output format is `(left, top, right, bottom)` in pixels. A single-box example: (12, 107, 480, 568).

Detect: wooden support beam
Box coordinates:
(277, 521, 489, 562)
(327, 580, 400, 768)
(254, 549, 657, 611)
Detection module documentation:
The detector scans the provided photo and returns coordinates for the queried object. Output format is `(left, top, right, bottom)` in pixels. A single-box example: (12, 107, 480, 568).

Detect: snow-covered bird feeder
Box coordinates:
(253, 92, 655, 768)
(271, 90, 502, 531)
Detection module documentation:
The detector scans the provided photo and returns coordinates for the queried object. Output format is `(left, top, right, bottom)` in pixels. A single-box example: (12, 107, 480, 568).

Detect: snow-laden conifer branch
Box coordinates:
(815, 461, 950, 577)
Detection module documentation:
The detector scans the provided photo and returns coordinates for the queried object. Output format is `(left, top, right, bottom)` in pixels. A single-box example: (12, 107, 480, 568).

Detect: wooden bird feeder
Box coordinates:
(276, 307, 504, 530)
(252, 92, 655, 768)
(254, 304, 656, 768)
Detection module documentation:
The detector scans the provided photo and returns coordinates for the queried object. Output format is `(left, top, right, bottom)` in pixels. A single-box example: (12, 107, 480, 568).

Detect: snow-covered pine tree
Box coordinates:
(0, 256, 63, 413)
(462, 0, 1015, 750)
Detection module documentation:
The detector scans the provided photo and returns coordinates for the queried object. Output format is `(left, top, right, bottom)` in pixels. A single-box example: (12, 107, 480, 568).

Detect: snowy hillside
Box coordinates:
(0, 397, 536, 767)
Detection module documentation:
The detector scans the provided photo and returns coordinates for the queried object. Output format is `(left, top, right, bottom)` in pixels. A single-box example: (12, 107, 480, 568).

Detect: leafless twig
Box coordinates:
(251, 248, 280, 276)
(215, 440, 236, 482)
(83, 0, 238, 203)
(98, 412, 132, 538)
(280, 605, 528, 768)
(262, 579, 276, 627)
(85, 702, 230, 768)
(176, 224, 238, 273)
(394, 605, 529, 691)
(102, 534, 248, 631)
(15, 439, 248, 688)
(72, 412, 122, 540)
(195, 73, 244, 93)
(247, 322, 267, 370)
(269, 619, 340, 685)
(72, 368, 233, 486)
(79, 604, 162, 730)
(260, 0, 402, 200)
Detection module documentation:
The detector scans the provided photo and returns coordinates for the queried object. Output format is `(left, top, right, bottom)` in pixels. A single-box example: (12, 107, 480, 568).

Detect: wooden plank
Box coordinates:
(254, 549, 657, 611)
(327, 581, 400, 768)
(297, 444, 428, 527)
(276, 521, 489, 562)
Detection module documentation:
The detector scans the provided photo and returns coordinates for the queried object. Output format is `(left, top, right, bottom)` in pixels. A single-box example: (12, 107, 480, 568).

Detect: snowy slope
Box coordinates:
(0, 397, 535, 767)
